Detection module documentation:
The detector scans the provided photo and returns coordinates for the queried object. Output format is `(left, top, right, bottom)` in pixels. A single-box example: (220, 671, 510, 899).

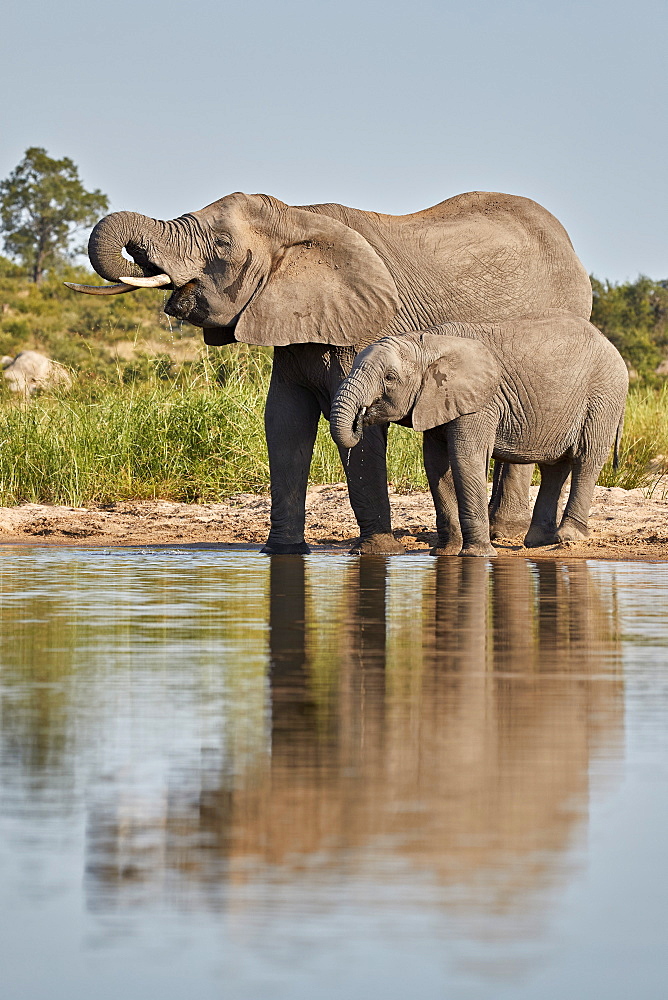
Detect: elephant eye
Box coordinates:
(384, 371, 399, 384)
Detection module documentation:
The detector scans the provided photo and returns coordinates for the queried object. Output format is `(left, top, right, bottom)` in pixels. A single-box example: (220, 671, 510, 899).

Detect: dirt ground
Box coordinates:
(1, 481, 668, 559)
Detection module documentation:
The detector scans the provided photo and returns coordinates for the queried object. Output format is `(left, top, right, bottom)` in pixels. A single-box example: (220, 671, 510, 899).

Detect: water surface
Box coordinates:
(0, 549, 667, 999)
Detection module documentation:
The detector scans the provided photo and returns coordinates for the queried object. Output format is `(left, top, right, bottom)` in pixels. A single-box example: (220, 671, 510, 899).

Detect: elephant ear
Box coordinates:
(234, 208, 400, 347)
(412, 334, 502, 432)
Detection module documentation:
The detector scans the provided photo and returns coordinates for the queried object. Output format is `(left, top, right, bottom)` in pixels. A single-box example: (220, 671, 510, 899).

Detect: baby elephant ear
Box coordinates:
(235, 207, 400, 347)
(412, 334, 502, 432)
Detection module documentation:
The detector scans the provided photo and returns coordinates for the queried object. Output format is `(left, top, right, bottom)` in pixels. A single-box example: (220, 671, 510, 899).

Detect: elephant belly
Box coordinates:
(492, 432, 575, 466)
(492, 394, 582, 466)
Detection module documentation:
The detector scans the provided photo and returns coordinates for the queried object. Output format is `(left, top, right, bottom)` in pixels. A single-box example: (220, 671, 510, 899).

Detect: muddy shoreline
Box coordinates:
(1, 482, 668, 560)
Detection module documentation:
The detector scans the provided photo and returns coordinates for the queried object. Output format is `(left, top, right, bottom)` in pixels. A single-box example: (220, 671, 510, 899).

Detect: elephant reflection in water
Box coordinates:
(85, 557, 622, 917)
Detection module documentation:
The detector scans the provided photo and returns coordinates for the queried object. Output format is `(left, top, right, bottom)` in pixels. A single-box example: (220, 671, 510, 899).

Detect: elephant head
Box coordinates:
(66, 193, 400, 348)
(330, 330, 502, 448)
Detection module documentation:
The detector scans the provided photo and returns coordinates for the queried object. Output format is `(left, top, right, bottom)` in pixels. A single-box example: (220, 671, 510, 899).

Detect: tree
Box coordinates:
(0, 148, 109, 283)
(591, 275, 668, 375)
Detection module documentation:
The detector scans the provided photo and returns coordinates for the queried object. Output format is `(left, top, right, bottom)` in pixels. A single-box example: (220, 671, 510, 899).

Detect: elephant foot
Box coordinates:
(523, 523, 558, 548)
(489, 515, 532, 541)
(350, 533, 405, 556)
(460, 542, 497, 558)
(556, 520, 589, 545)
(430, 537, 462, 556)
(260, 540, 311, 555)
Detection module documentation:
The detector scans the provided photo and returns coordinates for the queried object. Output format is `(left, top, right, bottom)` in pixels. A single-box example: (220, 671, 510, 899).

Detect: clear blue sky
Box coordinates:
(1, 0, 666, 282)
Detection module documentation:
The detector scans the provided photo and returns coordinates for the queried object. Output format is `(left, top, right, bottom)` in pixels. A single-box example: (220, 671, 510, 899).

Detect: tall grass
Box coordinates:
(0, 356, 665, 506)
(0, 350, 270, 505)
(597, 383, 668, 489)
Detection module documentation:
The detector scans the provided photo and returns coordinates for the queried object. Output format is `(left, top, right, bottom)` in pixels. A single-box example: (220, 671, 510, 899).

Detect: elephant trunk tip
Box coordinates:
(331, 405, 366, 450)
(333, 428, 363, 450)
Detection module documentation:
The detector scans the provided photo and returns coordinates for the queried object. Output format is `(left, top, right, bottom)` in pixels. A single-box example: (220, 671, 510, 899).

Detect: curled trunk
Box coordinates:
(87, 211, 171, 282)
(330, 370, 377, 450)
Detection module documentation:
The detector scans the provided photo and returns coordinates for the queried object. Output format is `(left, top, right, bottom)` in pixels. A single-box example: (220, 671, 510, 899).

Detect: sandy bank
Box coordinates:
(1, 482, 668, 560)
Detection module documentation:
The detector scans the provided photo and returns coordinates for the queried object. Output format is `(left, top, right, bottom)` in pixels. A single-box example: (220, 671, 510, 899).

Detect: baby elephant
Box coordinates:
(330, 316, 628, 556)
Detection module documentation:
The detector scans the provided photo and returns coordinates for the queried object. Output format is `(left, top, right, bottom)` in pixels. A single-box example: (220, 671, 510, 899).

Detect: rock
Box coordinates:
(2, 350, 72, 395)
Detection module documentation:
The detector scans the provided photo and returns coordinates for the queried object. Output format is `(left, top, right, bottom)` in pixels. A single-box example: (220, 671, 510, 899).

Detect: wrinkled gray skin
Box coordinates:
(330, 317, 628, 557)
(73, 191, 592, 554)
(2, 351, 72, 396)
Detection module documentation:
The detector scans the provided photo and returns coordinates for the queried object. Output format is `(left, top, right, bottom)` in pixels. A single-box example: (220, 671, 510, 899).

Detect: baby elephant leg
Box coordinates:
(524, 461, 571, 547)
(489, 462, 534, 539)
(448, 422, 496, 558)
(423, 431, 462, 555)
(557, 458, 600, 543)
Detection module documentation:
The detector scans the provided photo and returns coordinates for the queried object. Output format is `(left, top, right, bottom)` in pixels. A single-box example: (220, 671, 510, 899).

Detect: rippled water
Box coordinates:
(0, 549, 667, 999)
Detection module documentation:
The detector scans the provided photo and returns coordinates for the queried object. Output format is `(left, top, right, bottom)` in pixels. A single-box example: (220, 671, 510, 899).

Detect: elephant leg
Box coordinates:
(449, 423, 497, 558)
(524, 462, 571, 547)
(489, 461, 534, 539)
(557, 458, 600, 543)
(339, 423, 405, 555)
(423, 431, 462, 555)
(262, 375, 321, 555)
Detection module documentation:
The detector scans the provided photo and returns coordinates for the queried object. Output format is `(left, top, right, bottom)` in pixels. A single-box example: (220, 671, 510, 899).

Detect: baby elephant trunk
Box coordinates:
(330, 371, 376, 450)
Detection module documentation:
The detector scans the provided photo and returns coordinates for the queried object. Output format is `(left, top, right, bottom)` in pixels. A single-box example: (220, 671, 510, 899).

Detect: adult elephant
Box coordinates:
(67, 191, 592, 554)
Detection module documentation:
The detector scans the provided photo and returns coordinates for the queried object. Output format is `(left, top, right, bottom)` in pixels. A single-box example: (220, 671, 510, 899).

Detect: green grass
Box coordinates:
(598, 383, 668, 489)
(0, 349, 269, 505)
(0, 260, 197, 378)
(0, 351, 664, 506)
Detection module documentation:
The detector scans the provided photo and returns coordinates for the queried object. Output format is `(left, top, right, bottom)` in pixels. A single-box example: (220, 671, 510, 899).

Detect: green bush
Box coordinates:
(591, 275, 668, 376)
(0, 260, 195, 376)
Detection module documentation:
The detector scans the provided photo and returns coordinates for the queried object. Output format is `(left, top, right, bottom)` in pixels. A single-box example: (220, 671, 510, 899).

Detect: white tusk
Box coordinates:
(119, 273, 172, 288)
(63, 281, 137, 295)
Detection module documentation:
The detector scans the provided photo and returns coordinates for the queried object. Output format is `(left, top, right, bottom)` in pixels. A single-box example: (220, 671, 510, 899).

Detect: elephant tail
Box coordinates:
(613, 410, 624, 471)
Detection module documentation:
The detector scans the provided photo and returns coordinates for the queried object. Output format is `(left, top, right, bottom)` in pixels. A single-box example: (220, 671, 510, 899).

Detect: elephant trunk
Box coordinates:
(330, 367, 379, 450)
(88, 212, 193, 284)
